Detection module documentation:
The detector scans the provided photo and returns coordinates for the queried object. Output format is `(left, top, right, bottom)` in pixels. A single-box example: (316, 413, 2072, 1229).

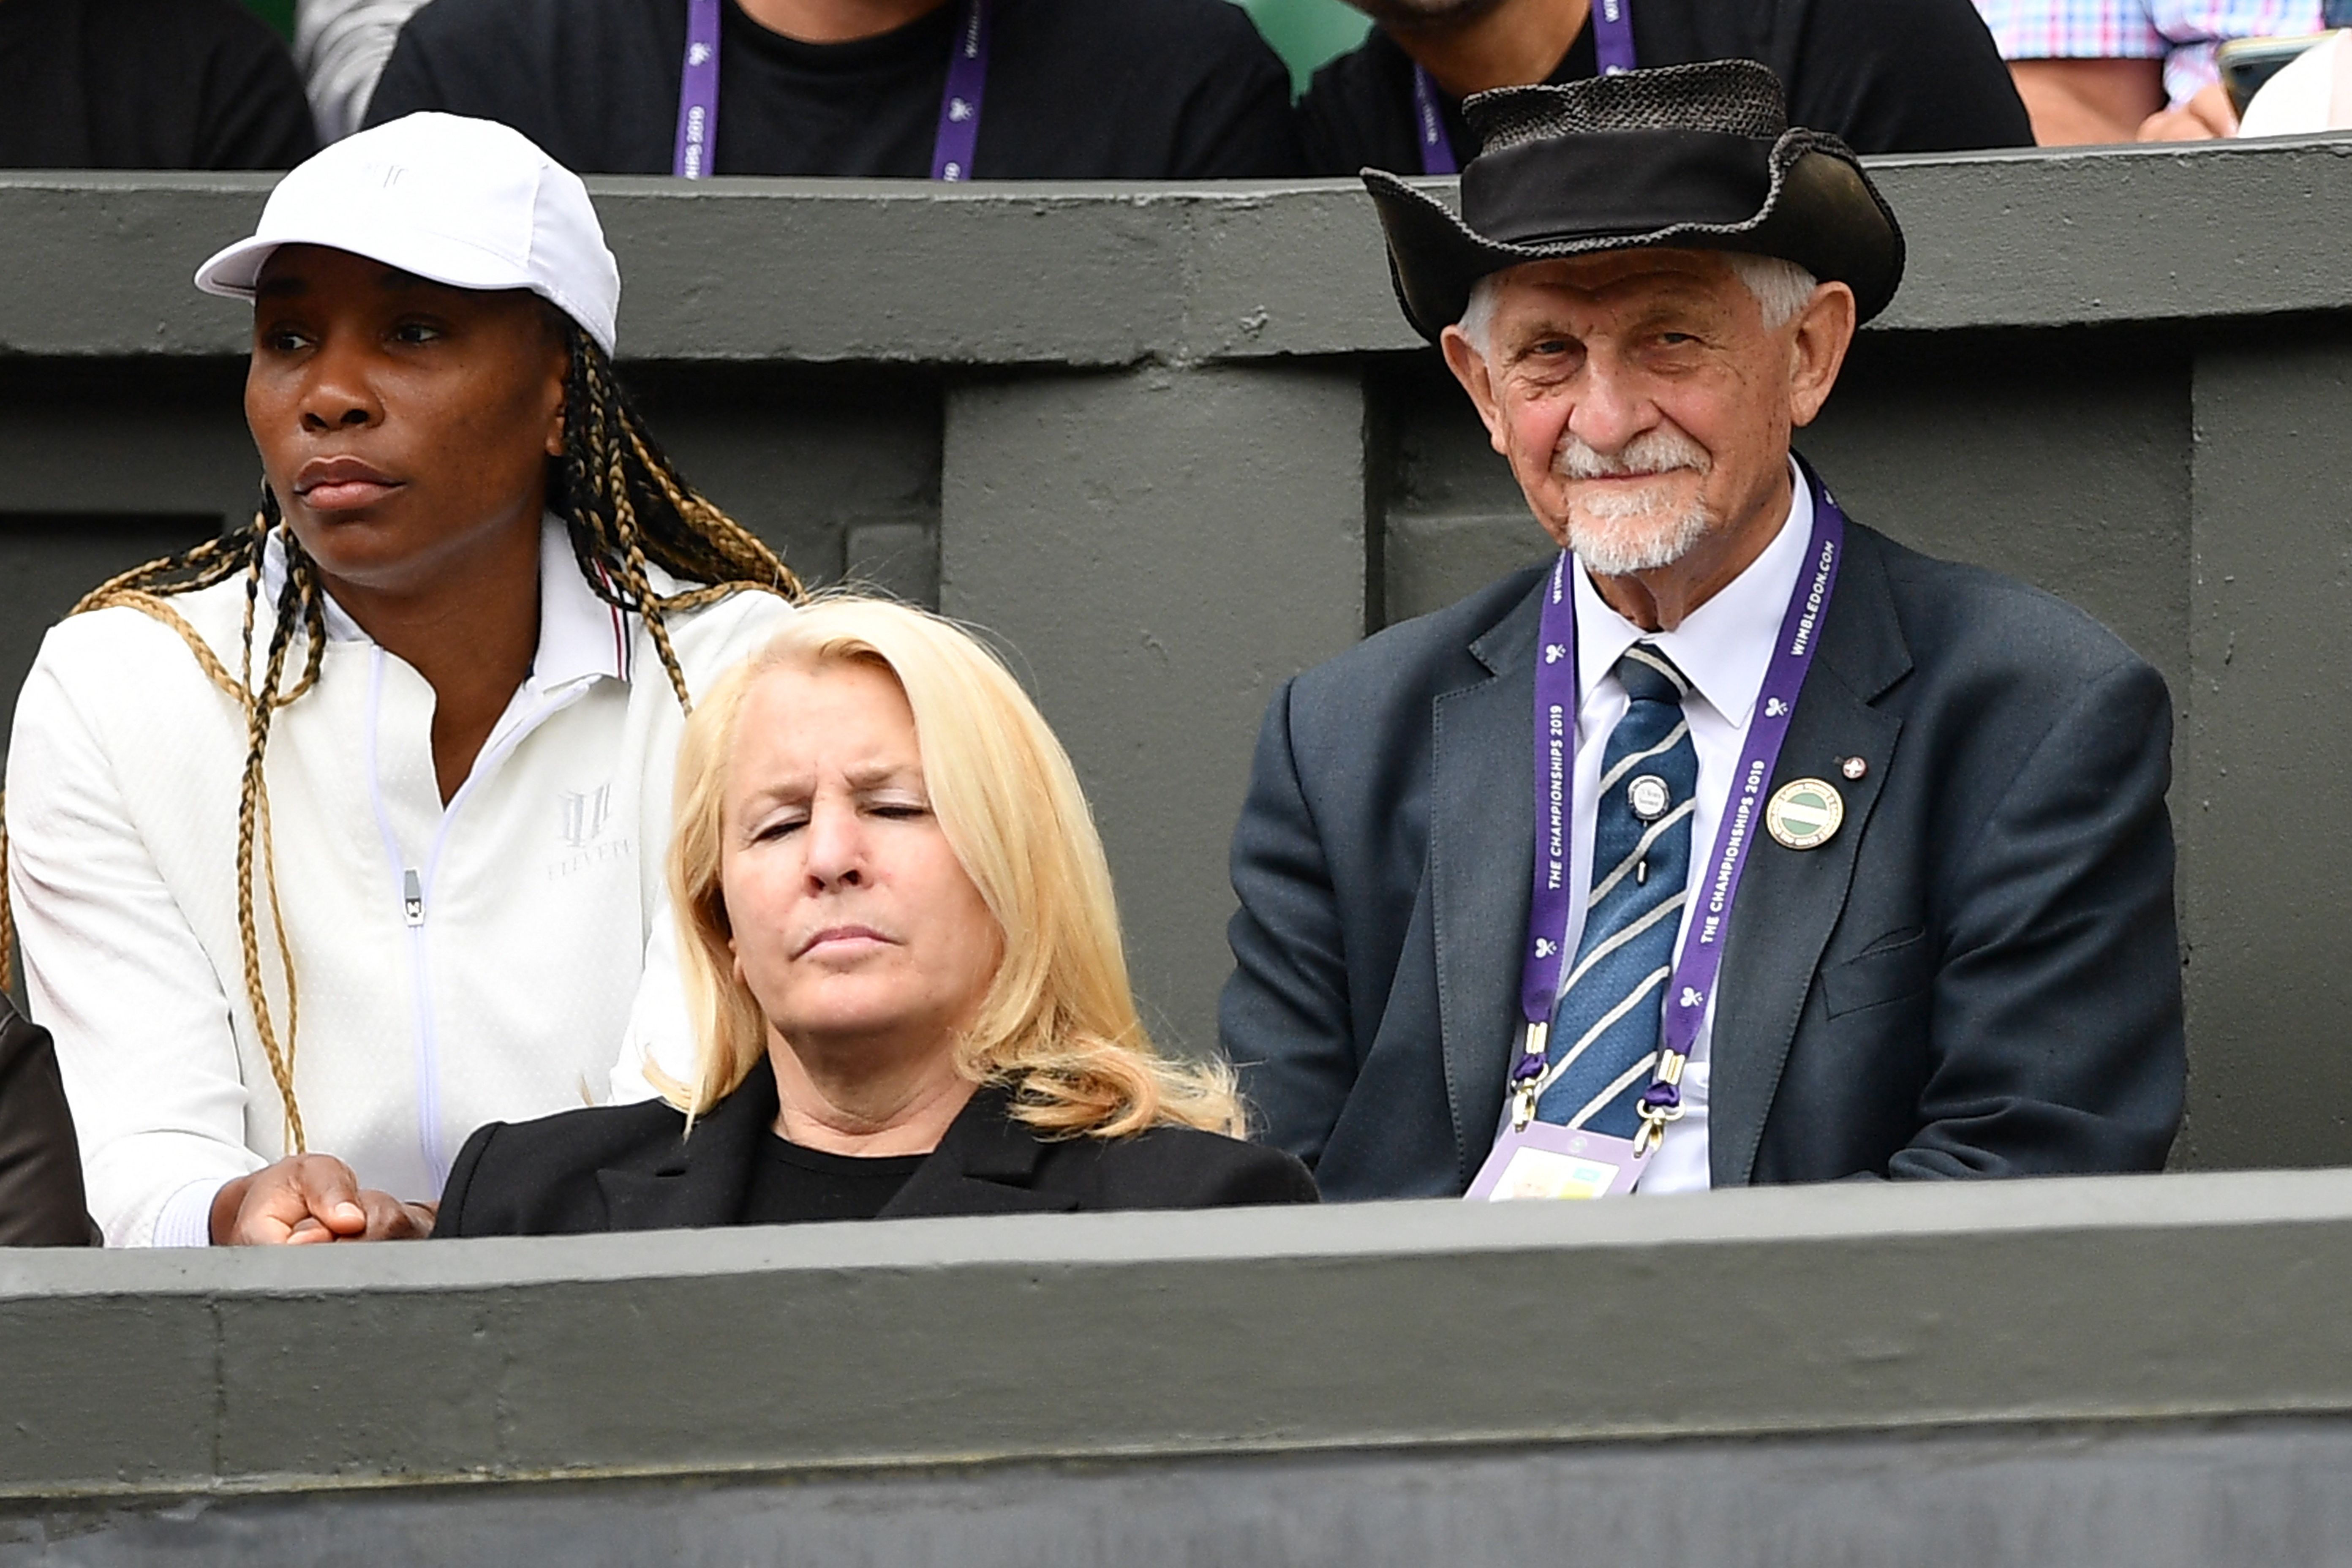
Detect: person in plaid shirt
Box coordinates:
(1977, 0, 2331, 141)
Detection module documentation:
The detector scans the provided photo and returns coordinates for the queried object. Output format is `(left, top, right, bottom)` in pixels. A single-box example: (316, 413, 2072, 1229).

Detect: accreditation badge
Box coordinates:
(1467, 1122, 1650, 1200)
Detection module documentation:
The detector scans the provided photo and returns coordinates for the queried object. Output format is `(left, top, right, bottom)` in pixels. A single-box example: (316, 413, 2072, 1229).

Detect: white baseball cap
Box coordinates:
(194, 112, 622, 355)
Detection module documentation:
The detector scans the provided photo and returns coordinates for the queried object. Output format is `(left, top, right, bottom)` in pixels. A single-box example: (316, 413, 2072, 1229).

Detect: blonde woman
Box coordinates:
(434, 600, 1314, 1233)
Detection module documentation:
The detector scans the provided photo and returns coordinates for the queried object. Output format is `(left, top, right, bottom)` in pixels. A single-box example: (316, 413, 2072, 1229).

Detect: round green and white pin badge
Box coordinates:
(1765, 778, 1844, 850)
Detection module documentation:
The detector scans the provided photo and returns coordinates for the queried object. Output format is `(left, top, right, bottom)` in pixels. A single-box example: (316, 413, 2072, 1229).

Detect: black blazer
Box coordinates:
(434, 1056, 1318, 1236)
(0, 1001, 96, 1247)
(1222, 517, 2186, 1199)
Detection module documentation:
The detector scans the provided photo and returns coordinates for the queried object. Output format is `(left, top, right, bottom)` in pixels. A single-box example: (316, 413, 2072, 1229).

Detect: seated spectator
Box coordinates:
(0, 0, 317, 169)
(1979, 0, 2329, 142)
(436, 600, 1315, 1236)
(6, 112, 802, 1247)
(1224, 63, 2185, 1200)
(0, 996, 96, 1246)
(364, 0, 1301, 178)
(1296, 0, 2031, 176)
(295, 0, 431, 142)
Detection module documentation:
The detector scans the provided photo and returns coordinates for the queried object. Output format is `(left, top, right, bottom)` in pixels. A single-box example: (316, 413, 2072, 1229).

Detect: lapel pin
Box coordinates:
(1766, 778, 1844, 851)
(1841, 756, 1867, 781)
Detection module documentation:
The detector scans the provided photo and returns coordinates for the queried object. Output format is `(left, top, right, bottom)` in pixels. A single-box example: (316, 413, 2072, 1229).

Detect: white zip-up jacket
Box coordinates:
(5, 521, 793, 1245)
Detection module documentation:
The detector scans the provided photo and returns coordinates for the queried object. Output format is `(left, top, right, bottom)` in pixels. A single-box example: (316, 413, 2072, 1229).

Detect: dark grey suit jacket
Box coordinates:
(1221, 518, 2186, 1199)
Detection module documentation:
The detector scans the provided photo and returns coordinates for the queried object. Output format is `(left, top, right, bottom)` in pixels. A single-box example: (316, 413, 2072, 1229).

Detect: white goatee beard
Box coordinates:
(1552, 429, 1715, 577)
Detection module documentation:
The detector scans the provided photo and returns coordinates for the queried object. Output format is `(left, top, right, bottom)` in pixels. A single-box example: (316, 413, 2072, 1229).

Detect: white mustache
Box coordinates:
(1552, 429, 1712, 480)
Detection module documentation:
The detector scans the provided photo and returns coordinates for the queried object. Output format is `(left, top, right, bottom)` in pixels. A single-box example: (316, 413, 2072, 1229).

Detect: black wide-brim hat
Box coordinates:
(1365, 60, 1905, 342)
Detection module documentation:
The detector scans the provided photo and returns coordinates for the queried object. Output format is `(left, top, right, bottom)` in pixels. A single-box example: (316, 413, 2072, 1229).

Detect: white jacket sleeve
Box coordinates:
(293, 0, 430, 141)
(6, 649, 262, 1247)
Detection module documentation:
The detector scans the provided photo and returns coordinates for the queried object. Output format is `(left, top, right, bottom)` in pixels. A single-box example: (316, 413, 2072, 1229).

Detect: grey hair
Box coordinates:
(1455, 253, 1820, 354)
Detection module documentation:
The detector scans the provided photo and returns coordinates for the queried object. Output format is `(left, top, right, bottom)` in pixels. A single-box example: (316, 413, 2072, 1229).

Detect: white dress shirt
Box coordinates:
(1554, 461, 1811, 1194)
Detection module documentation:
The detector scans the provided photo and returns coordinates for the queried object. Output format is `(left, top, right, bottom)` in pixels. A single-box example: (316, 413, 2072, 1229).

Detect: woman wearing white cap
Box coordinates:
(3, 112, 803, 1247)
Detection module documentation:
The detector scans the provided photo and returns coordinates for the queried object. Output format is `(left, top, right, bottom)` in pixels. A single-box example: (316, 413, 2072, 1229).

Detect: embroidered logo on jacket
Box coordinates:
(551, 785, 631, 879)
(560, 785, 611, 848)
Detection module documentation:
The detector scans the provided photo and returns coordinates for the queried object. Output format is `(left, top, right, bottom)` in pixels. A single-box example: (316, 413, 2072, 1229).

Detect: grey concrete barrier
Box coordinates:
(3, 141, 2351, 1166)
(5, 1169, 2352, 1560)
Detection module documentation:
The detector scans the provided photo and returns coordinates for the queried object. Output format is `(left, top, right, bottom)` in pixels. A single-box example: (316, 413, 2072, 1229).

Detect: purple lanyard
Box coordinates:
(671, 0, 990, 180)
(1410, 0, 1633, 177)
(1510, 469, 1846, 1132)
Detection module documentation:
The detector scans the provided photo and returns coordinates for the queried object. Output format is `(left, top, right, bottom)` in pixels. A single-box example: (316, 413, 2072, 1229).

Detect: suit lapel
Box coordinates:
(878, 1087, 1081, 1218)
(595, 1057, 779, 1230)
(1430, 578, 1546, 1187)
(1708, 524, 1911, 1187)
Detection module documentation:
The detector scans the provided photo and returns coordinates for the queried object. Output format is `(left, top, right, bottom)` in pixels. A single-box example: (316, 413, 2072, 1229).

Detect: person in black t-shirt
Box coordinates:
(1296, 0, 2033, 175)
(365, 0, 1303, 177)
(433, 599, 1316, 1236)
(0, 0, 318, 169)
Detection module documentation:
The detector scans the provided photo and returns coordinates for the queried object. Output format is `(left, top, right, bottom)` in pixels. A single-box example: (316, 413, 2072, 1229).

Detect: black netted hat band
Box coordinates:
(1462, 131, 1773, 246)
(1467, 60, 1789, 149)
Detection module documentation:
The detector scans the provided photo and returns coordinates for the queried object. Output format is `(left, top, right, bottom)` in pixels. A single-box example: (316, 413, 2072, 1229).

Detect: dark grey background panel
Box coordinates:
(626, 363, 943, 605)
(12, 1421, 2352, 1568)
(1799, 327, 2192, 704)
(2180, 322, 2352, 1172)
(939, 365, 1366, 1053)
(0, 359, 256, 525)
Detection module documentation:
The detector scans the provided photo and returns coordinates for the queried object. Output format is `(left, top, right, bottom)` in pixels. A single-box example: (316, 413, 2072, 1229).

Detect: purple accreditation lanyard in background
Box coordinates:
(672, 0, 991, 180)
(1409, 0, 1634, 176)
(1471, 471, 1845, 1200)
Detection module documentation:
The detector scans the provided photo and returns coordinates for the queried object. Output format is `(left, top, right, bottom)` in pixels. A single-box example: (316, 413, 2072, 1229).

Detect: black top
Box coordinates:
(0, 1001, 96, 1247)
(741, 1135, 925, 1224)
(0, 0, 317, 170)
(1296, 0, 2033, 175)
(434, 1054, 1318, 1236)
(368, 0, 1303, 177)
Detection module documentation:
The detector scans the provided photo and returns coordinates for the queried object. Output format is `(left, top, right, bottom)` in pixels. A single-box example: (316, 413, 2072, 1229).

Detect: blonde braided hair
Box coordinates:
(2, 324, 804, 1152)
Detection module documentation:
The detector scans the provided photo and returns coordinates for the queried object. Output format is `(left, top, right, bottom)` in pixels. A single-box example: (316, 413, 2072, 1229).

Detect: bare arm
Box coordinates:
(2007, 57, 2167, 143)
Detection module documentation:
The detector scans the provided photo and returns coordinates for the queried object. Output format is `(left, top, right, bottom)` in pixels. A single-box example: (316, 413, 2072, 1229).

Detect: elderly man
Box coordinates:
(1222, 61, 2186, 1201)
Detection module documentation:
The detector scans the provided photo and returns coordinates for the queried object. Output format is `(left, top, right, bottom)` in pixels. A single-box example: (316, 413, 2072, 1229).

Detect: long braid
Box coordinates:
(231, 529, 312, 1152)
(550, 321, 803, 713)
(5, 316, 801, 1154)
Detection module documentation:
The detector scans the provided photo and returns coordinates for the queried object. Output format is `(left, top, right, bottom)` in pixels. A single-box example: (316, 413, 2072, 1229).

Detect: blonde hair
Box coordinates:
(664, 596, 1243, 1140)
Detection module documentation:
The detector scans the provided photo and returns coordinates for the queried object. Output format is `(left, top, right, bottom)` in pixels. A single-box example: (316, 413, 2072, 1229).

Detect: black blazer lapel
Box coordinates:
(878, 1087, 1081, 1218)
(1429, 578, 1545, 1187)
(1709, 523, 1911, 1187)
(595, 1058, 780, 1230)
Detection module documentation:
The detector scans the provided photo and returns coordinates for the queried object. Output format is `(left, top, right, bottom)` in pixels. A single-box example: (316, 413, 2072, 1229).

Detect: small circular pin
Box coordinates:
(1841, 756, 1867, 781)
(1766, 779, 1844, 850)
(1626, 774, 1672, 822)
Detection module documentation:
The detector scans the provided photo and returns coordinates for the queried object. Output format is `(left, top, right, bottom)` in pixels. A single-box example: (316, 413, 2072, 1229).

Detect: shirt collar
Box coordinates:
(529, 516, 633, 689)
(268, 516, 631, 688)
(1571, 456, 1813, 729)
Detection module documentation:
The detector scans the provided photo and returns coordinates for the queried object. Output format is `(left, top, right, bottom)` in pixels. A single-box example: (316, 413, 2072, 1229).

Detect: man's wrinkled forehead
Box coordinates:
(1487, 248, 1742, 313)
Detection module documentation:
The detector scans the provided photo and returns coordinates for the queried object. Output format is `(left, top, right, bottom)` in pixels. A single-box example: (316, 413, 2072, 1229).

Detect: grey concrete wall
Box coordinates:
(8, 1169, 2352, 1558)
(3, 140, 2350, 1164)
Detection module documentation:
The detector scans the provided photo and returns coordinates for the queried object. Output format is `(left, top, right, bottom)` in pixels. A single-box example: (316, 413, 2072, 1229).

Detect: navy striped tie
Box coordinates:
(1535, 644, 1697, 1136)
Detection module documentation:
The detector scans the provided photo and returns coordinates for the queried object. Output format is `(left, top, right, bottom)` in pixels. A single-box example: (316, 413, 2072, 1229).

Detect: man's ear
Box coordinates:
(1440, 325, 1510, 457)
(1786, 280, 1857, 429)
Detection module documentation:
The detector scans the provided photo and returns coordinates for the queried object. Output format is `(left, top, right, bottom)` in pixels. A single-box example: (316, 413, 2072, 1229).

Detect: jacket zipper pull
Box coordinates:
(403, 869, 425, 927)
